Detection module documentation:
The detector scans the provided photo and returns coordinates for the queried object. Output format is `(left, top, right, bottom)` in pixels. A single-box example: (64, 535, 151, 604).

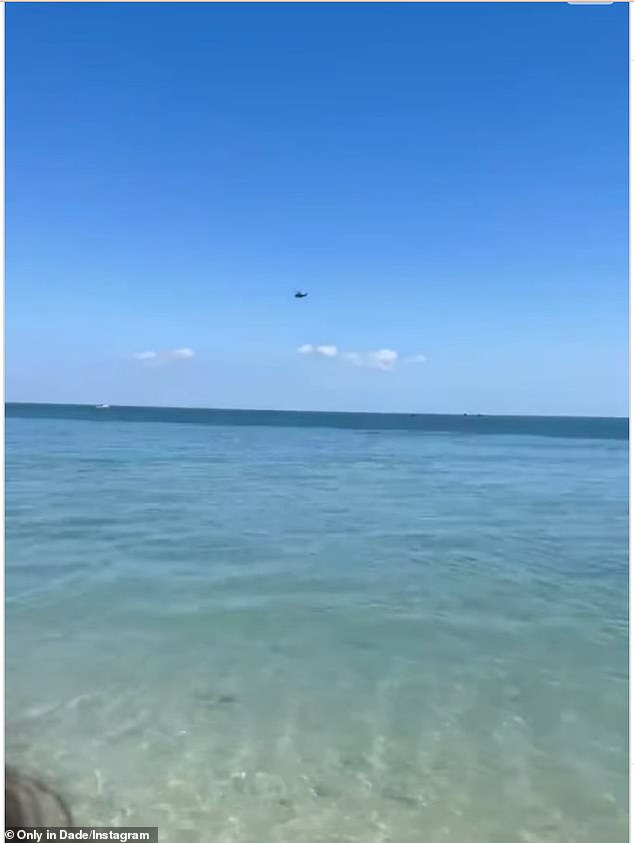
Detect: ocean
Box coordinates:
(5, 404, 629, 842)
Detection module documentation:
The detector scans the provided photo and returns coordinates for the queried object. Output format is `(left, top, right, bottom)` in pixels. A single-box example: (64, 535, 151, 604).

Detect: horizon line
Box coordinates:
(5, 401, 628, 422)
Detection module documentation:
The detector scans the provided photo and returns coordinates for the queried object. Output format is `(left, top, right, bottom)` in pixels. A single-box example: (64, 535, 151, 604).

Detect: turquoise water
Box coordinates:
(5, 407, 628, 842)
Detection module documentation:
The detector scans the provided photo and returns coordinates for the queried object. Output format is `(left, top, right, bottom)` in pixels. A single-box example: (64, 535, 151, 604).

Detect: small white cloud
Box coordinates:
(297, 344, 338, 358)
(315, 345, 338, 358)
(298, 344, 421, 372)
(367, 349, 398, 371)
(169, 348, 196, 360)
(342, 348, 399, 370)
(132, 348, 195, 364)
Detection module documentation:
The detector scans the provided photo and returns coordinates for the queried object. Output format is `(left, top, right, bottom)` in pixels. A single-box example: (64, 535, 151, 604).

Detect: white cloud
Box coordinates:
(169, 348, 196, 360)
(316, 345, 338, 358)
(342, 348, 399, 370)
(296, 344, 338, 358)
(299, 344, 426, 372)
(132, 348, 196, 364)
(366, 349, 398, 371)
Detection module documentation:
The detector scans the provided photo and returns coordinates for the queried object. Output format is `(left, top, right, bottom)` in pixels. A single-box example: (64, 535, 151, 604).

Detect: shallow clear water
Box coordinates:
(6, 411, 628, 842)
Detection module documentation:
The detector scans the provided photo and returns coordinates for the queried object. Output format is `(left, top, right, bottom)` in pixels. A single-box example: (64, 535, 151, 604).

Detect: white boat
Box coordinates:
(95, 404, 110, 409)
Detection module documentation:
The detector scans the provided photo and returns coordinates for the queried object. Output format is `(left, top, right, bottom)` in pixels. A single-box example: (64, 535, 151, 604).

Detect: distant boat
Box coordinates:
(95, 404, 110, 409)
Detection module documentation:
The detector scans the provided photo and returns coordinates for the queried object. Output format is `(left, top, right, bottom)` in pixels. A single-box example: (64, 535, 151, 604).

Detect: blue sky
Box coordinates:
(7, 2, 628, 415)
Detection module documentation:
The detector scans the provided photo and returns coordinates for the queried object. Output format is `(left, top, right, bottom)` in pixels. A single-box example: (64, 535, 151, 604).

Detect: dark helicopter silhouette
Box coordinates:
(294, 291, 309, 299)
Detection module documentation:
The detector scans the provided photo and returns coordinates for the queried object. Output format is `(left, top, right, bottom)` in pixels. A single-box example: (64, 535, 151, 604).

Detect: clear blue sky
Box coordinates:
(7, 2, 628, 415)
